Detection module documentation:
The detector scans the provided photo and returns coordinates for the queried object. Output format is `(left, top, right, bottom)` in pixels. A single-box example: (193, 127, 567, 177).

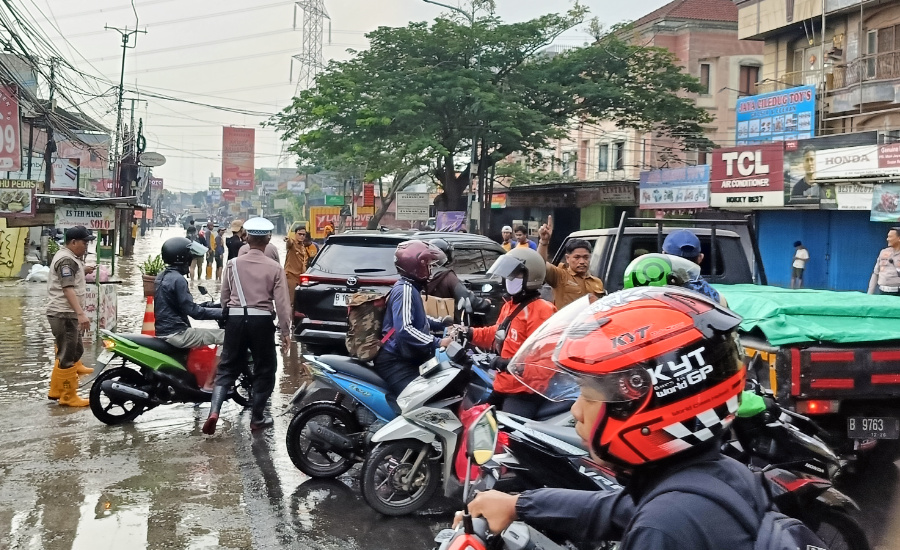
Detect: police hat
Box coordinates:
(65, 226, 96, 242)
(244, 217, 275, 236)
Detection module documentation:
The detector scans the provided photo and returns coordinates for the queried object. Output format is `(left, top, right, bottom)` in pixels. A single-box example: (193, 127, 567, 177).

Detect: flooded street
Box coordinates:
(0, 227, 448, 550)
(0, 227, 899, 549)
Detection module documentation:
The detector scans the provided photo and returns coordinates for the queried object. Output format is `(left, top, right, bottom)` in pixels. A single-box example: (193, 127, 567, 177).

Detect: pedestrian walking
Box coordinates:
(214, 227, 226, 280)
(203, 217, 292, 435)
(186, 225, 205, 281)
(46, 226, 96, 407)
(791, 240, 809, 289)
(204, 221, 218, 279)
(868, 227, 900, 296)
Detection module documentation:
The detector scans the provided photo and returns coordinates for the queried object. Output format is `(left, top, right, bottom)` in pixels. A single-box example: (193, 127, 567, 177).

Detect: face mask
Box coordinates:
(505, 277, 524, 295)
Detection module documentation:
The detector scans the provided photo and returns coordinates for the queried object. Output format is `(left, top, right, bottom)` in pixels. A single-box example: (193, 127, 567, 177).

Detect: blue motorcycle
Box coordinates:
(285, 344, 495, 478)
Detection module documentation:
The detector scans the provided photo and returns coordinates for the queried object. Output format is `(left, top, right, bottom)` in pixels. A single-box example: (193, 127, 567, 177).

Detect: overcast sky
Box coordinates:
(29, 0, 667, 193)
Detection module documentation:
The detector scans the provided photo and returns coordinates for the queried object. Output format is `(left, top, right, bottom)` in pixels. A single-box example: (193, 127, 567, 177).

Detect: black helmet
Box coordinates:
(161, 237, 193, 267)
(429, 238, 453, 266)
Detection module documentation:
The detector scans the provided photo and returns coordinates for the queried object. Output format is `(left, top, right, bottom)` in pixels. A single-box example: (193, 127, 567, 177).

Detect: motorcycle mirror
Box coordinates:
(198, 285, 209, 296)
(467, 407, 498, 466)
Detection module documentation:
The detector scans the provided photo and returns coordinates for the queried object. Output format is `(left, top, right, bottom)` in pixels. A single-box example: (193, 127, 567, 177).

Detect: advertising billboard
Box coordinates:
(0, 86, 21, 171)
(222, 127, 255, 191)
(736, 86, 815, 145)
(783, 132, 877, 206)
(710, 144, 784, 208)
(50, 158, 80, 193)
(639, 166, 709, 210)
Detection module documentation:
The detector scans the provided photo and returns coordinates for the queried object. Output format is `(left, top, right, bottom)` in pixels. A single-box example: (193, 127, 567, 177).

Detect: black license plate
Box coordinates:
(847, 417, 900, 440)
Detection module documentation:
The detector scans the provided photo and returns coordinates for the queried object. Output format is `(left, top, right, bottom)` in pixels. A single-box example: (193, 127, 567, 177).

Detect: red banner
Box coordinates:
(222, 127, 254, 191)
(315, 213, 373, 229)
(222, 190, 236, 202)
(709, 144, 784, 208)
(0, 87, 21, 171)
(363, 183, 375, 207)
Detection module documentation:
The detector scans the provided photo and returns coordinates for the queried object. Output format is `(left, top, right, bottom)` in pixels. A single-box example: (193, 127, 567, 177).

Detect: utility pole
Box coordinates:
(105, 24, 146, 256)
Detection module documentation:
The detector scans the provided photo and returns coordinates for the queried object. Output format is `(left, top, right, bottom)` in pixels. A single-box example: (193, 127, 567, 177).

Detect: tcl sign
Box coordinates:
(710, 144, 784, 208)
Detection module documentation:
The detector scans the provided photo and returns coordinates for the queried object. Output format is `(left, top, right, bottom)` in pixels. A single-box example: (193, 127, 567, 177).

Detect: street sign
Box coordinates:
(139, 152, 167, 167)
(325, 195, 345, 206)
(396, 192, 430, 220)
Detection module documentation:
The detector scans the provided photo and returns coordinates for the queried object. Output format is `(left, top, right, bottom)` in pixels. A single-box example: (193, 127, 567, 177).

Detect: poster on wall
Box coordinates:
(0, 179, 37, 217)
(783, 132, 878, 206)
(871, 184, 900, 222)
(736, 86, 815, 145)
(639, 166, 709, 210)
(821, 183, 874, 210)
(709, 144, 784, 208)
(221, 126, 255, 191)
(436, 211, 465, 231)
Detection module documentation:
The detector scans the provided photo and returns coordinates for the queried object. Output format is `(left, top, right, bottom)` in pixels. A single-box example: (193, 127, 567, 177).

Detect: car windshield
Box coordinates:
(310, 242, 399, 275)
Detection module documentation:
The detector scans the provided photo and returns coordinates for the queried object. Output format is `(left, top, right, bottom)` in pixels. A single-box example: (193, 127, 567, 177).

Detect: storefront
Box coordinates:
(639, 166, 710, 214)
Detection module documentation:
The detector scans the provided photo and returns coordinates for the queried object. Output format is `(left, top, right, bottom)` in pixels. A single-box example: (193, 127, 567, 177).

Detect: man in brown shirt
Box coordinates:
(283, 224, 318, 306)
(536, 216, 604, 309)
(202, 217, 292, 435)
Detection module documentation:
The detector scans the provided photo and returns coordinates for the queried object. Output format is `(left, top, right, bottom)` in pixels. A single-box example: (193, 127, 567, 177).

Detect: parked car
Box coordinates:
(293, 230, 506, 353)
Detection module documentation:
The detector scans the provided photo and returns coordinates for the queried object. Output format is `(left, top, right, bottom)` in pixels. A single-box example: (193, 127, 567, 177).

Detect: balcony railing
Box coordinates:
(755, 70, 823, 94)
(832, 50, 900, 89)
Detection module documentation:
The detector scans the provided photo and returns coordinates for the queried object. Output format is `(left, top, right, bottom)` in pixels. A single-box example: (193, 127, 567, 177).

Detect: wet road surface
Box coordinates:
(0, 226, 898, 549)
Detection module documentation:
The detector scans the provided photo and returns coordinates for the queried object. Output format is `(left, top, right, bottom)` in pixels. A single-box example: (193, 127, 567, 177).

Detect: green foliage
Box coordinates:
(139, 254, 165, 276)
(191, 191, 206, 208)
(47, 238, 59, 257)
(495, 162, 573, 187)
(269, 3, 712, 215)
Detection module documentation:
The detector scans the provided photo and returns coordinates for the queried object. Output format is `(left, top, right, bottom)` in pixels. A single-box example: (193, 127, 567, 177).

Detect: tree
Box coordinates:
(269, 3, 712, 222)
(192, 191, 206, 209)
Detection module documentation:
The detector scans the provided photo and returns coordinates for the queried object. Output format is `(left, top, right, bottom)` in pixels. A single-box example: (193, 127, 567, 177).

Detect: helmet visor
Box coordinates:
(487, 254, 526, 280)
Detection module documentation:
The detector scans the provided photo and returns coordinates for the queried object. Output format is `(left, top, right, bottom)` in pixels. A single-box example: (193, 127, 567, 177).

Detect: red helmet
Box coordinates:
(395, 240, 445, 282)
(508, 287, 744, 468)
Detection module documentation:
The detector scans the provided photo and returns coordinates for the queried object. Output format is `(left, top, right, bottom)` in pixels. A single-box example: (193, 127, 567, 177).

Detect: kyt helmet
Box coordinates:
(487, 247, 546, 296)
(429, 238, 453, 266)
(623, 253, 701, 289)
(508, 287, 744, 468)
(395, 240, 445, 282)
(161, 237, 193, 272)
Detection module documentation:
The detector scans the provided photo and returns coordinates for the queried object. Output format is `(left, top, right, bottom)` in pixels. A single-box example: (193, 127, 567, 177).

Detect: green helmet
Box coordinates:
(623, 253, 701, 289)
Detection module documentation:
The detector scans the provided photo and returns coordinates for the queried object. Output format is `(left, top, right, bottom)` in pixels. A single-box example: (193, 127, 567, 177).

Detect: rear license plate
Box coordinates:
(96, 349, 115, 366)
(333, 293, 352, 307)
(848, 417, 900, 440)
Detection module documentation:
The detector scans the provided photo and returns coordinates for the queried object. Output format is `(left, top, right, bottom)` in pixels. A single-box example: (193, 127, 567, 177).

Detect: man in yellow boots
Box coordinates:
(46, 226, 95, 407)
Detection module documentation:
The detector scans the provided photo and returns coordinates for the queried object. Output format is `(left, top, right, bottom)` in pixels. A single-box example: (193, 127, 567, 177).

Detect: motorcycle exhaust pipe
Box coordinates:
(101, 380, 151, 403)
(307, 421, 355, 452)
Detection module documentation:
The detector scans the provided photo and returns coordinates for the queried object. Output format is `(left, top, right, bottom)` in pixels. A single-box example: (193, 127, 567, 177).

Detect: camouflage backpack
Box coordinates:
(345, 291, 394, 361)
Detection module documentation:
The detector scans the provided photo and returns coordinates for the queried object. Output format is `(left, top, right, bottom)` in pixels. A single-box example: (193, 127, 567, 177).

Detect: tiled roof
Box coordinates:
(632, 0, 739, 27)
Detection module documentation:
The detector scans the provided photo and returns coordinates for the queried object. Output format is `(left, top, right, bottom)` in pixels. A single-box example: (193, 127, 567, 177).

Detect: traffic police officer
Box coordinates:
(202, 217, 292, 434)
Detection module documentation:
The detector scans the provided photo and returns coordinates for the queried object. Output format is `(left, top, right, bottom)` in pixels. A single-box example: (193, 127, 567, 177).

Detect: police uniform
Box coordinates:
(869, 246, 900, 296)
(202, 217, 292, 434)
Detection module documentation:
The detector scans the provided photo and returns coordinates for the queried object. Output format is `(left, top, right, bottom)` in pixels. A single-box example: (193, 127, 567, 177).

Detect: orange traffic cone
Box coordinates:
(142, 296, 156, 336)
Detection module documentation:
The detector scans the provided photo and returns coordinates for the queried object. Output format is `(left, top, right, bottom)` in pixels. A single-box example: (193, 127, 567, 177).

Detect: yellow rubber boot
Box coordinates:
(57, 367, 89, 407)
(48, 360, 63, 400)
(74, 360, 94, 375)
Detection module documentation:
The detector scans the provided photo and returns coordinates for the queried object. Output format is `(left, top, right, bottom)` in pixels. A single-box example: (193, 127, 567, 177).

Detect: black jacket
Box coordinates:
(515, 447, 759, 550)
(154, 267, 222, 337)
(427, 269, 490, 312)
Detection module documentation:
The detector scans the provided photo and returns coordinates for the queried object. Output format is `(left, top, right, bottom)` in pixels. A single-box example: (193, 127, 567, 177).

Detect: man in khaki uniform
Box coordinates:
(868, 227, 900, 296)
(203, 217, 292, 435)
(283, 224, 318, 307)
(46, 226, 96, 407)
(536, 216, 605, 309)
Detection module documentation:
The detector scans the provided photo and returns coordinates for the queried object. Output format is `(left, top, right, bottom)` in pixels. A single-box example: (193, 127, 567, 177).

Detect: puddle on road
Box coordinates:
(71, 492, 151, 550)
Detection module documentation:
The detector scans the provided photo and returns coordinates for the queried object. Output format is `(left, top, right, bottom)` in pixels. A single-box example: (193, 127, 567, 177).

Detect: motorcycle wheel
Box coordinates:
(230, 373, 252, 408)
(286, 403, 361, 478)
(359, 440, 440, 516)
(89, 366, 147, 425)
(802, 505, 870, 550)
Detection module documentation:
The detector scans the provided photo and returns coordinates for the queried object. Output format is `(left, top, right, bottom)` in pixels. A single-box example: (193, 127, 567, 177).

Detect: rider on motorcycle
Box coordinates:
(465, 248, 558, 418)
(464, 287, 777, 550)
(155, 237, 225, 349)
(427, 238, 491, 321)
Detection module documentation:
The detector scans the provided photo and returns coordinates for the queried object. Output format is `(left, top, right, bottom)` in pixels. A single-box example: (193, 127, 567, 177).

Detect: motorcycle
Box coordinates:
(358, 337, 573, 516)
(89, 287, 252, 425)
(285, 336, 496, 479)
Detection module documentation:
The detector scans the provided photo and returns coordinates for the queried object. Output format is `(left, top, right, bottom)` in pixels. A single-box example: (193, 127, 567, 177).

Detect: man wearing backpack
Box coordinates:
(463, 286, 827, 550)
(374, 240, 453, 395)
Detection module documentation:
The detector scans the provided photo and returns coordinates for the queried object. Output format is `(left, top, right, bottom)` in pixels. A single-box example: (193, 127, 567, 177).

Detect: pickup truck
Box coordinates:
(550, 215, 900, 465)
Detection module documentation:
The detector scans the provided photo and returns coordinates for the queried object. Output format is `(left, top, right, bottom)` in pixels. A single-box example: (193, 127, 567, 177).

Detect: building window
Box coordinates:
(561, 152, 573, 177)
(699, 63, 711, 94)
(739, 65, 759, 96)
(867, 30, 877, 79)
(613, 141, 625, 171)
(597, 144, 609, 172)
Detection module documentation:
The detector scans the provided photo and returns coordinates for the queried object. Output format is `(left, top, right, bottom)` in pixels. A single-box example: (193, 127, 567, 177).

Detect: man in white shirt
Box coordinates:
(791, 240, 809, 289)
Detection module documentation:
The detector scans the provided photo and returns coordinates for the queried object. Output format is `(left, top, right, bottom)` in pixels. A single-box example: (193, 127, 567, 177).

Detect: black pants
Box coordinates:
(373, 349, 426, 397)
(491, 392, 571, 420)
(216, 315, 276, 406)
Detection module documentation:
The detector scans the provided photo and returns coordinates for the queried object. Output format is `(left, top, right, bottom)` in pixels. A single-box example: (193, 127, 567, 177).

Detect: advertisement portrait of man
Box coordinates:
(786, 147, 819, 205)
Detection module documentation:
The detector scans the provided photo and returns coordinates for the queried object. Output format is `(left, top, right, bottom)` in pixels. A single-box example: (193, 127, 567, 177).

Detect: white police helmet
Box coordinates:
(244, 217, 275, 236)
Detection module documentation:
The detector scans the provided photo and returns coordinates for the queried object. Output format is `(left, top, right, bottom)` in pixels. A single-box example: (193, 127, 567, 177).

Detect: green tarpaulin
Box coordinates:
(712, 284, 900, 346)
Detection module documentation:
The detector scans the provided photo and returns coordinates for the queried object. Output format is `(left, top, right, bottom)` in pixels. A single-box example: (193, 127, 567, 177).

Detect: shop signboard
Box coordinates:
(710, 144, 784, 208)
(0, 179, 37, 217)
(736, 86, 815, 145)
(820, 183, 874, 211)
(871, 184, 900, 222)
(784, 132, 878, 206)
(491, 193, 507, 209)
(50, 158, 80, 193)
(639, 166, 709, 210)
(221, 127, 255, 191)
(325, 195, 345, 206)
(0, 86, 21, 171)
(149, 177, 164, 190)
(396, 192, 430, 220)
(363, 183, 375, 207)
(55, 204, 115, 230)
